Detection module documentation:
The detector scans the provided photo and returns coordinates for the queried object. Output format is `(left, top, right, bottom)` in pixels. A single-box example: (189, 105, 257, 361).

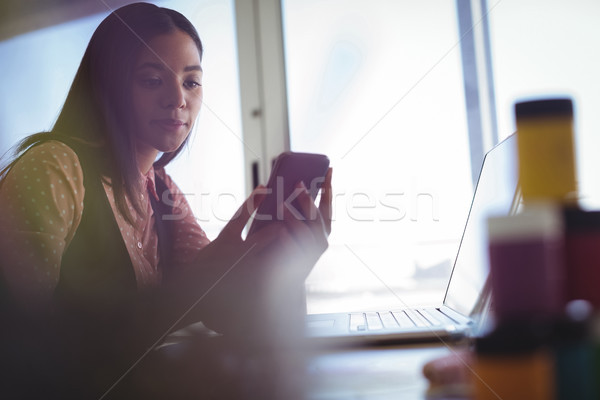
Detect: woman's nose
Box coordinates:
(161, 83, 185, 109)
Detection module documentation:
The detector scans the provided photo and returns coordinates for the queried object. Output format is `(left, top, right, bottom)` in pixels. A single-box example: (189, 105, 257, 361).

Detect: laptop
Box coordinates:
(305, 134, 520, 345)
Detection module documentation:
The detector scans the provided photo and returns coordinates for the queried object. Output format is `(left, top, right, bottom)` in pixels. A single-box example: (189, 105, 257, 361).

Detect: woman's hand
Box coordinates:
(202, 167, 332, 280)
(273, 167, 333, 280)
(170, 169, 333, 338)
(193, 185, 273, 269)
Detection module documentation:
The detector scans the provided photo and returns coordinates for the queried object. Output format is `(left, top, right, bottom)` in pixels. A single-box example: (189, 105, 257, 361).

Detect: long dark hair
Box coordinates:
(0, 2, 203, 221)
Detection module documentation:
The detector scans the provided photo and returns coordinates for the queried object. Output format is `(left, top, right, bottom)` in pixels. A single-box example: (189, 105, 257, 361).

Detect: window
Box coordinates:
(282, 0, 473, 313)
(0, 14, 103, 155)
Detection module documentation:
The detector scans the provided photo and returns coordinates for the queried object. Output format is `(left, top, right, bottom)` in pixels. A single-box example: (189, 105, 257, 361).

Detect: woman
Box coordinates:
(0, 2, 331, 397)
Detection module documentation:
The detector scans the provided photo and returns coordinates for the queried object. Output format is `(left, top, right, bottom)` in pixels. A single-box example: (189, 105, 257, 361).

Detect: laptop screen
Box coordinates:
(443, 134, 520, 316)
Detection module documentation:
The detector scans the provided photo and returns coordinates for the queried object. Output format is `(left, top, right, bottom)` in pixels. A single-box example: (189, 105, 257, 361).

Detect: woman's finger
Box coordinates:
(282, 204, 315, 248)
(244, 221, 285, 251)
(294, 182, 326, 234)
(286, 186, 328, 251)
(221, 185, 267, 239)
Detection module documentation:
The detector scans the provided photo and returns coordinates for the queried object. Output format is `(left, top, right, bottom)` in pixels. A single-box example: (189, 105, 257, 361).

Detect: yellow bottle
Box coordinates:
(515, 98, 577, 205)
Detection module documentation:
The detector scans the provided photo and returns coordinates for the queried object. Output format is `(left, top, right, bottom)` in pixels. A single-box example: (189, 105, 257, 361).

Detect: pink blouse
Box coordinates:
(0, 140, 210, 306)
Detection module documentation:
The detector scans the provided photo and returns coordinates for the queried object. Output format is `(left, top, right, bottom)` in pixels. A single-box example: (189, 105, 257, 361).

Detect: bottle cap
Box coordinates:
(550, 300, 593, 343)
(475, 320, 551, 355)
(515, 98, 573, 118)
(564, 208, 600, 232)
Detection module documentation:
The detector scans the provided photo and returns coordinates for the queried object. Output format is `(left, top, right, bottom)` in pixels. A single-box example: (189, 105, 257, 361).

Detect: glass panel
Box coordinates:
(282, 0, 472, 313)
(488, 0, 600, 209)
(0, 0, 243, 239)
(0, 14, 104, 155)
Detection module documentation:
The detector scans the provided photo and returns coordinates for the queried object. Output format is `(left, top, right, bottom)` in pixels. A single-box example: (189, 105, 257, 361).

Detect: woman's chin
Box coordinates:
(156, 139, 187, 154)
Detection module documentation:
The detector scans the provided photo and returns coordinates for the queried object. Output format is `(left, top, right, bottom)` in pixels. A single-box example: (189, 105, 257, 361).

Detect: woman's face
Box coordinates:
(131, 29, 203, 158)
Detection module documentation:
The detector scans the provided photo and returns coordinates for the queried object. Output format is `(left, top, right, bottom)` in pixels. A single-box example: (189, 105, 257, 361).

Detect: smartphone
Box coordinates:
(248, 152, 330, 235)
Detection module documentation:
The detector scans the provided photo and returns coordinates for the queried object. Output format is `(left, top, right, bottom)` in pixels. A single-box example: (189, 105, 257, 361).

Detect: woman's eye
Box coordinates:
(139, 77, 161, 88)
(184, 80, 202, 90)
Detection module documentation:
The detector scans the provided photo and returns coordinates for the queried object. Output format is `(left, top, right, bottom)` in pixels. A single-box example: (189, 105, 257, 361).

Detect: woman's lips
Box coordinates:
(153, 119, 187, 132)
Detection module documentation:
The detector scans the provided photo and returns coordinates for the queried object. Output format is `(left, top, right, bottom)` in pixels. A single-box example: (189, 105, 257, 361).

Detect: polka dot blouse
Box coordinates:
(0, 140, 210, 306)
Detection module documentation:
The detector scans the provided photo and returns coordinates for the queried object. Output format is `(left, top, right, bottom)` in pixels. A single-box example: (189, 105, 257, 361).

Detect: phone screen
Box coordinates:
(248, 152, 330, 234)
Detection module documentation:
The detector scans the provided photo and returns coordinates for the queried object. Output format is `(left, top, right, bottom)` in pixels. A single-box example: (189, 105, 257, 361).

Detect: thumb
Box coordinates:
(221, 185, 267, 239)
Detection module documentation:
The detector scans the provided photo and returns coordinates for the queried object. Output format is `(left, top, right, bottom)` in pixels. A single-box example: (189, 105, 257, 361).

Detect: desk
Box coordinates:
(306, 343, 452, 399)
(126, 338, 459, 399)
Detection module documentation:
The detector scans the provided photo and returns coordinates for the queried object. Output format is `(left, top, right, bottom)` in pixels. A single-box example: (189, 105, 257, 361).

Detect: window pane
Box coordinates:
(282, 0, 472, 313)
(488, 0, 600, 209)
(0, 14, 103, 154)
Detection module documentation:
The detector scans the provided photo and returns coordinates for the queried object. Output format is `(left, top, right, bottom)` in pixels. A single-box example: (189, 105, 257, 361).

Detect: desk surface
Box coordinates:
(306, 343, 452, 400)
(128, 338, 459, 399)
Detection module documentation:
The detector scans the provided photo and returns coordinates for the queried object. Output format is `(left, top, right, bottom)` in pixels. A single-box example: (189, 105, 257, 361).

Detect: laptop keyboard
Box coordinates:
(349, 309, 450, 332)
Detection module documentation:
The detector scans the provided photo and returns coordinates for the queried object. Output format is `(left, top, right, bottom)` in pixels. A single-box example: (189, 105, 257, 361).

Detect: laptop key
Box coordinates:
(391, 311, 416, 327)
(426, 308, 461, 325)
(379, 312, 399, 329)
(365, 312, 384, 330)
(404, 309, 429, 328)
(419, 309, 442, 326)
(350, 313, 367, 332)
